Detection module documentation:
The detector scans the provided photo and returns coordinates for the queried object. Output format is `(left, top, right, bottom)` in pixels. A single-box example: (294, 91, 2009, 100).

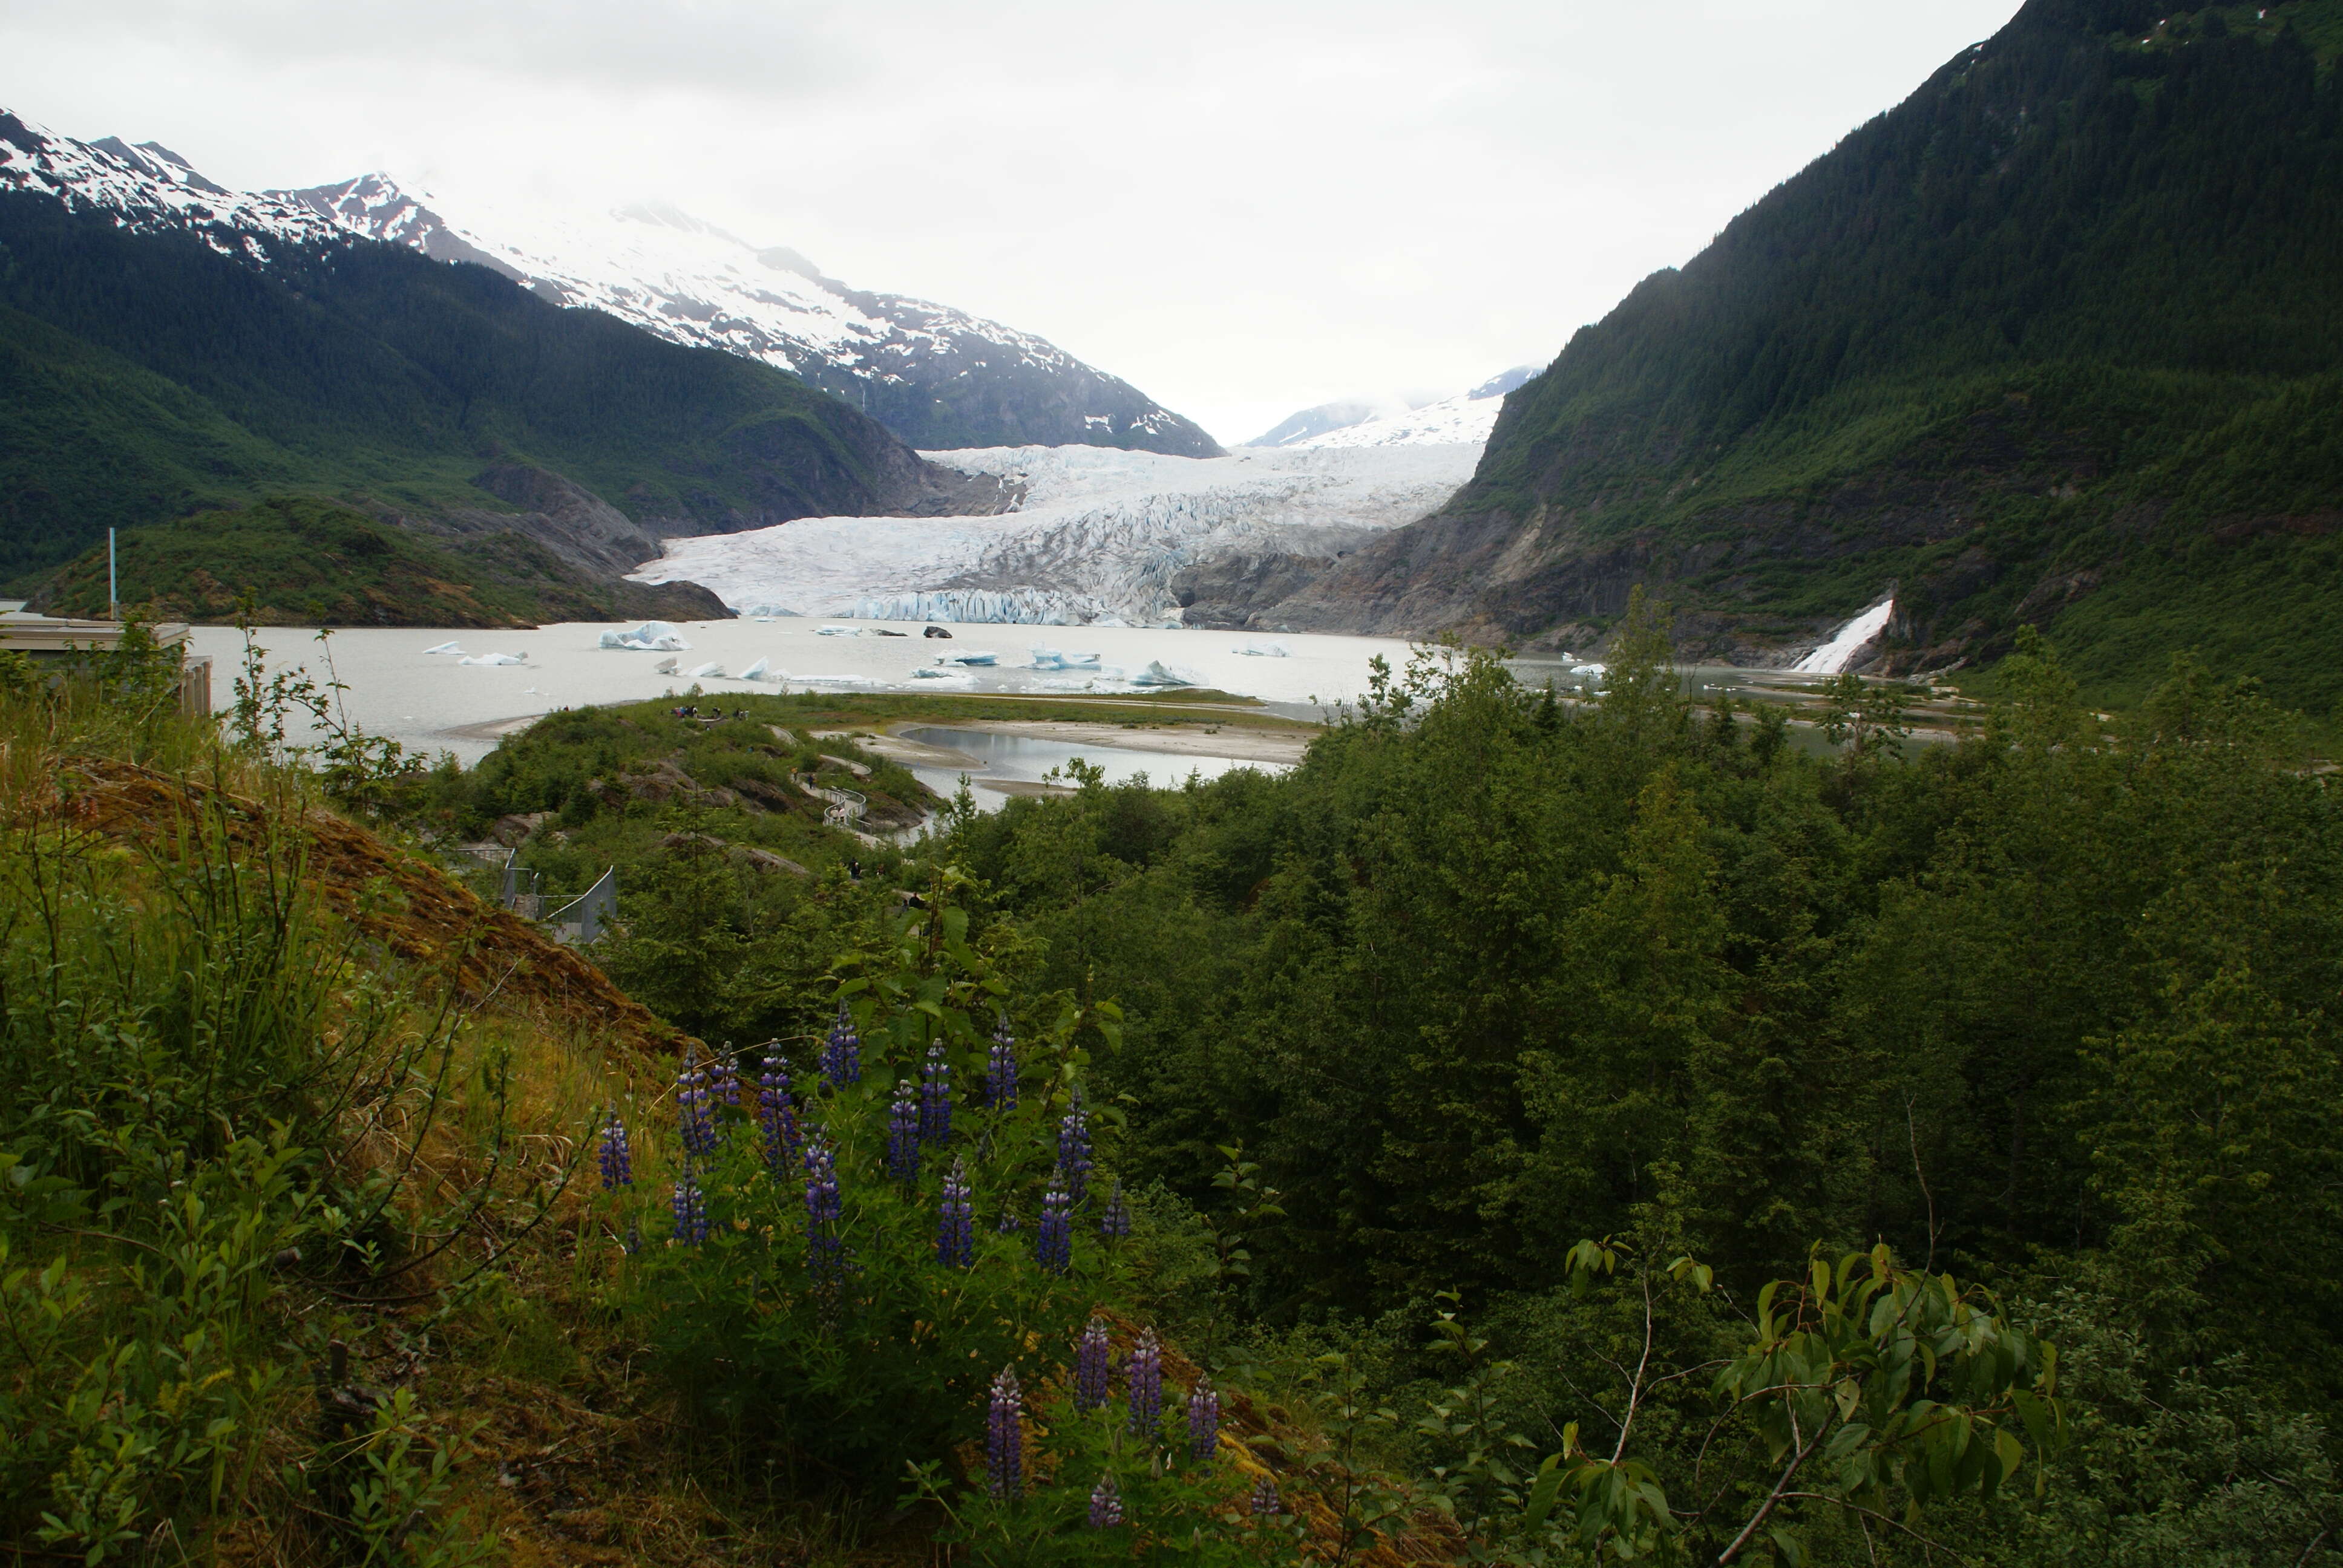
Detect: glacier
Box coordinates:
(632, 442, 1481, 627)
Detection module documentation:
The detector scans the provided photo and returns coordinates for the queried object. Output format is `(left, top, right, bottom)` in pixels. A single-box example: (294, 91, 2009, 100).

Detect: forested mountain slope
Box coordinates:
(0, 128, 998, 607)
(1273, 0, 2343, 716)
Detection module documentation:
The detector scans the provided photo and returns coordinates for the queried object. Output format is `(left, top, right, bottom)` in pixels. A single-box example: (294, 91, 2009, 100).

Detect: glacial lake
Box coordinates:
(893, 725, 1291, 806)
(183, 618, 1425, 766)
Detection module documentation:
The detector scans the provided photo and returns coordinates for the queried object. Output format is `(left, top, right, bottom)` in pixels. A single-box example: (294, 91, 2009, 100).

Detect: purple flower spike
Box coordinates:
(918, 1042, 952, 1146)
(677, 1045, 718, 1158)
(822, 1004, 861, 1088)
(710, 1050, 742, 1108)
(757, 1053, 802, 1175)
(1036, 1177, 1072, 1275)
(671, 1160, 706, 1246)
(1087, 1472, 1123, 1529)
(986, 1367, 1023, 1500)
(1073, 1318, 1111, 1413)
(1126, 1327, 1162, 1436)
(804, 1136, 845, 1283)
(937, 1157, 975, 1268)
(1187, 1372, 1221, 1464)
(597, 1111, 633, 1190)
(885, 1079, 920, 1184)
(1057, 1086, 1093, 1205)
(985, 1015, 1018, 1110)
(997, 1206, 1021, 1235)
(1099, 1180, 1130, 1240)
(1250, 1474, 1282, 1517)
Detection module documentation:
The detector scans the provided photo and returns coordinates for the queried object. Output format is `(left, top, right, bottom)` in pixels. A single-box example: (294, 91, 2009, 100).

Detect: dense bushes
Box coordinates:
(929, 601, 2343, 1563)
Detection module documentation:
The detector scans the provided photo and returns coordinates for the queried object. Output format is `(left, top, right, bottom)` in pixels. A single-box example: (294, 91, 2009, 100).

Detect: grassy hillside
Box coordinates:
(28, 497, 728, 626)
(0, 183, 960, 590)
(1312, 0, 2343, 716)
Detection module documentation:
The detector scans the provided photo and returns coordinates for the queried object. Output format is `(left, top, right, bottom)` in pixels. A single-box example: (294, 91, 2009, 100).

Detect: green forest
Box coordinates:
(0, 183, 938, 589)
(8, 607, 2336, 1564)
(1406, 0, 2343, 716)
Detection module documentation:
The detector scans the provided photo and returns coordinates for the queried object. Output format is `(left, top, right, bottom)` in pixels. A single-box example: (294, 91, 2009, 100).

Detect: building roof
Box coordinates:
(0, 615, 195, 653)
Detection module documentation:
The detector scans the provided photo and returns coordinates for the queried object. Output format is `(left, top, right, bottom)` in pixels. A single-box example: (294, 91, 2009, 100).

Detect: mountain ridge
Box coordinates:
(1262, 0, 2343, 713)
(0, 109, 1007, 612)
(270, 169, 1221, 457)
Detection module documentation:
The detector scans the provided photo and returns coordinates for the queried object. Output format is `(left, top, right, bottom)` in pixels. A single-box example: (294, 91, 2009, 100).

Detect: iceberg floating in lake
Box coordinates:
(1130, 660, 1201, 687)
(458, 652, 526, 667)
(934, 650, 998, 667)
(739, 656, 771, 682)
(912, 667, 975, 683)
(1029, 646, 1102, 670)
(422, 639, 463, 656)
(598, 621, 691, 652)
(1232, 641, 1290, 658)
(816, 625, 855, 636)
(683, 661, 727, 679)
(654, 657, 679, 675)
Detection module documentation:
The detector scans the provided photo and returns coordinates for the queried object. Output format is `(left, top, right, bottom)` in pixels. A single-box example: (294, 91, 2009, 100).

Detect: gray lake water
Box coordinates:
(897, 725, 1290, 808)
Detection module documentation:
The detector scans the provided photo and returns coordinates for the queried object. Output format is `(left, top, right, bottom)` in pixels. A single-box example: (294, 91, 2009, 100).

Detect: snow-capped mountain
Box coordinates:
(272, 176, 1219, 457)
(1250, 365, 1543, 450)
(1244, 396, 1416, 449)
(0, 109, 1217, 457)
(632, 443, 1479, 628)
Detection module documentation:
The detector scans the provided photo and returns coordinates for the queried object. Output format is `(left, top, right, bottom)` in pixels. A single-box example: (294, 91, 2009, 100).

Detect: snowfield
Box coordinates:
(629, 443, 1483, 625)
(1294, 386, 1506, 448)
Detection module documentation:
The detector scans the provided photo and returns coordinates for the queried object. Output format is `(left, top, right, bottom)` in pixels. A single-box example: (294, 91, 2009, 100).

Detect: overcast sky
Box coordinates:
(4, 0, 2024, 446)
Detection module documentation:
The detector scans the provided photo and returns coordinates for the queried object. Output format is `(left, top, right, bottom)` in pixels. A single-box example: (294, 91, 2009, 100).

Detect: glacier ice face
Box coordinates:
(633, 442, 1481, 629)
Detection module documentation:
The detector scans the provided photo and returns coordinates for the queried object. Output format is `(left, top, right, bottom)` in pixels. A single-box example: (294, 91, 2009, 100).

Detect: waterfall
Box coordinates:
(1793, 598, 1894, 674)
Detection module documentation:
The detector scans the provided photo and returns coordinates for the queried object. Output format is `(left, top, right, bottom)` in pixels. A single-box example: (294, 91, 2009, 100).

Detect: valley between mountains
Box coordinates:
(5, 0, 2343, 717)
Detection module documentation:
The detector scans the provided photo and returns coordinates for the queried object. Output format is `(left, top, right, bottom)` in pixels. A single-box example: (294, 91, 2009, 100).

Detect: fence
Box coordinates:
(546, 867, 618, 946)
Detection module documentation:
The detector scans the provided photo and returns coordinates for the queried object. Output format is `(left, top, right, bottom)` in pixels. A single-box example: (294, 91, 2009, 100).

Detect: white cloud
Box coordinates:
(1, 0, 2024, 446)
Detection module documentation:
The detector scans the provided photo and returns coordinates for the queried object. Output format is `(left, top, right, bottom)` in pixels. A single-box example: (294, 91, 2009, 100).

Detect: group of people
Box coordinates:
(669, 705, 752, 722)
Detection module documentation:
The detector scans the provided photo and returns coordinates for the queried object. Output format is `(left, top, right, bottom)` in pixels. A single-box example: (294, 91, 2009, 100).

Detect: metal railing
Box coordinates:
(545, 867, 618, 946)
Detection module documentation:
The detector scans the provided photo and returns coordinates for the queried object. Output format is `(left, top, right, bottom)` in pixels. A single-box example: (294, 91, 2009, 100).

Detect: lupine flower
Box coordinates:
(985, 1367, 1023, 1500)
(804, 1137, 845, 1283)
(597, 1111, 633, 1190)
(1187, 1373, 1221, 1464)
(937, 1157, 975, 1268)
(1036, 1177, 1073, 1274)
(623, 1219, 641, 1256)
(757, 1054, 802, 1175)
(1073, 1318, 1111, 1413)
(672, 1161, 707, 1246)
(710, 1050, 742, 1108)
(1250, 1475, 1282, 1518)
(1099, 1179, 1131, 1240)
(997, 1206, 1021, 1235)
(918, 1042, 952, 1146)
(1087, 1472, 1123, 1529)
(985, 1015, 1018, 1110)
(677, 1045, 718, 1158)
(1126, 1327, 1162, 1436)
(821, 1004, 861, 1088)
(885, 1079, 920, 1184)
(1057, 1087, 1093, 1205)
